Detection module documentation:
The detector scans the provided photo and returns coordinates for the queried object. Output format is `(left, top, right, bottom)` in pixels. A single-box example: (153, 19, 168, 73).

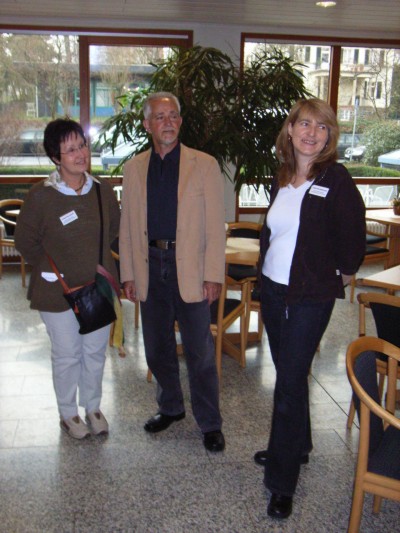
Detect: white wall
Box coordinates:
(191, 25, 241, 221)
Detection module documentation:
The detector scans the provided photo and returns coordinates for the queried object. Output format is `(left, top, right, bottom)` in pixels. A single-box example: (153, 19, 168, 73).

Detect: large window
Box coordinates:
(0, 29, 192, 186)
(238, 34, 400, 216)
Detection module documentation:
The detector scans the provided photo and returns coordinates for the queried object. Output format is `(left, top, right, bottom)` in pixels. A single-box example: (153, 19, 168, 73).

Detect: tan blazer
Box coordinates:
(119, 144, 226, 303)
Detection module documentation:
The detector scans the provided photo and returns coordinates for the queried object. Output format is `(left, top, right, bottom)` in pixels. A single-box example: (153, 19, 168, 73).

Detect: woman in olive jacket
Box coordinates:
(15, 118, 120, 440)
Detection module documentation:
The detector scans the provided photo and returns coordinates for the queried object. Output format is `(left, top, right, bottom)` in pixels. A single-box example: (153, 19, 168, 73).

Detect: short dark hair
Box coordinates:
(43, 118, 86, 164)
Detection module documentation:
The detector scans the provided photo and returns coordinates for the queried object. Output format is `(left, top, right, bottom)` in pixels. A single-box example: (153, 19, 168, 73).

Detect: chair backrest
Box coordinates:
(357, 293, 400, 346)
(346, 336, 400, 532)
(369, 186, 395, 206)
(227, 221, 262, 239)
(346, 335, 400, 448)
(0, 199, 24, 238)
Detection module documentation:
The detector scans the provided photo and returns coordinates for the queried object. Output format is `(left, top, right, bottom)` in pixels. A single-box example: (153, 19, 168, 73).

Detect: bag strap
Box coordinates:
(94, 181, 104, 266)
(47, 180, 104, 288)
(47, 254, 71, 293)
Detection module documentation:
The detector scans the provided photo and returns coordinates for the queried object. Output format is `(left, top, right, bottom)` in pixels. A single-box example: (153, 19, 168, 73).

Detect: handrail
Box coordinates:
(235, 176, 400, 218)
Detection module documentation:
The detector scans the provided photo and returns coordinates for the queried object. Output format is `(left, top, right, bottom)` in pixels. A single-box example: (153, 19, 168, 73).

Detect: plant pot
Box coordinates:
(393, 205, 400, 216)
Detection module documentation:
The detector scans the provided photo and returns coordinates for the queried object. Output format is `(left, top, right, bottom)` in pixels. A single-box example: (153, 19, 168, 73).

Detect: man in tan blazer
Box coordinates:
(119, 92, 226, 452)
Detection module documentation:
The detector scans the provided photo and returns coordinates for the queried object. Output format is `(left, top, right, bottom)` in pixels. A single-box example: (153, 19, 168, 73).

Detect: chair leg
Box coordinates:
(348, 485, 365, 533)
(239, 314, 246, 368)
(134, 300, 140, 328)
(350, 274, 356, 303)
(347, 399, 356, 429)
(21, 256, 26, 288)
(215, 331, 223, 380)
(257, 308, 263, 341)
(146, 368, 153, 382)
(373, 495, 383, 514)
(0, 247, 3, 279)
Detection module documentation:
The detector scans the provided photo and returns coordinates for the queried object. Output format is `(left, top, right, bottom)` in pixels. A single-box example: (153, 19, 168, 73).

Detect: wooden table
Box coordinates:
(225, 236, 260, 267)
(360, 264, 400, 295)
(366, 209, 400, 267)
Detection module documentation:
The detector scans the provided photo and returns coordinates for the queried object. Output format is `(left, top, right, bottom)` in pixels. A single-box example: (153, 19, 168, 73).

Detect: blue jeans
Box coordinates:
(260, 275, 335, 496)
(140, 246, 222, 433)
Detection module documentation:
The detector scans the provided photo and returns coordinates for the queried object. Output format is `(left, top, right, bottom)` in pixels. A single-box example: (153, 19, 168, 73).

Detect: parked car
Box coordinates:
(100, 136, 147, 170)
(378, 149, 400, 171)
(90, 126, 121, 154)
(101, 142, 135, 170)
(14, 129, 45, 155)
(337, 133, 363, 159)
(344, 145, 366, 162)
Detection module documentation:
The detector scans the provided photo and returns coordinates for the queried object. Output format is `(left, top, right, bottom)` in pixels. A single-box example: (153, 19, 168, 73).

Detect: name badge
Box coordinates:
(309, 185, 329, 198)
(60, 210, 78, 225)
(41, 272, 64, 282)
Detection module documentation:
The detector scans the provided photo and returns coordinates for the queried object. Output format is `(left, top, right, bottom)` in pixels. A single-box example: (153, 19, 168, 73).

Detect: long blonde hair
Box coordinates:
(275, 98, 339, 187)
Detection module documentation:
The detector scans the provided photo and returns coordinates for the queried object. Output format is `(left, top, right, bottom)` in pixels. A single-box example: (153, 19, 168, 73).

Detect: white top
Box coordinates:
(262, 180, 313, 285)
(43, 170, 99, 196)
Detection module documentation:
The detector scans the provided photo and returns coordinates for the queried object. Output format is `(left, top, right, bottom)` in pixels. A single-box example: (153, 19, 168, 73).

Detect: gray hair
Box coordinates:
(143, 92, 181, 119)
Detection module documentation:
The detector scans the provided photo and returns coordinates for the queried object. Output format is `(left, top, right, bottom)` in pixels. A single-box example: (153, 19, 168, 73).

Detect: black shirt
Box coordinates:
(147, 142, 180, 241)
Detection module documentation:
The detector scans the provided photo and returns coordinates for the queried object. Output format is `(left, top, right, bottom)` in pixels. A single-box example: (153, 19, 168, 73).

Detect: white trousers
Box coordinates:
(40, 309, 110, 420)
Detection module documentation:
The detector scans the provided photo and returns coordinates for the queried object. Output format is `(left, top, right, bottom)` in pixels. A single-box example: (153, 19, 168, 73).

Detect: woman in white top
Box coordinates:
(254, 99, 365, 519)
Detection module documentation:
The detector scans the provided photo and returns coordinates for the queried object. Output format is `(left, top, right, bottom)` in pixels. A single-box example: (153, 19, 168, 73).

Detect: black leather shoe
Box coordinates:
(267, 493, 293, 519)
(203, 430, 225, 452)
(254, 450, 309, 466)
(144, 412, 185, 433)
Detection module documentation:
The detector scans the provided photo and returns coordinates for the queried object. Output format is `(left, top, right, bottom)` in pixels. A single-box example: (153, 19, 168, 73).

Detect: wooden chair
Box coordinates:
(245, 285, 263, 342)
(350, 222, 391, 303)
(210, 274, 248, 378)
(347, 292, 400, 429)
(0, 199, 26, 287)
(147, 274, 247, 382)
(226, 221, 262, 342)
(346, 336, 400, 533)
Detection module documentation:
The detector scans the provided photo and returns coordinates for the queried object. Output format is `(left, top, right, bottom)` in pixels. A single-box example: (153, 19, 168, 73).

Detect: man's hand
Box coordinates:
(123, 280, 137, 302)
(203, 281, 222, 305)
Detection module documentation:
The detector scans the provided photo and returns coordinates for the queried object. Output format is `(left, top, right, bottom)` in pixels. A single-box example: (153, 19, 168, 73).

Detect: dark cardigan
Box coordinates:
(260, 162, 366, 304)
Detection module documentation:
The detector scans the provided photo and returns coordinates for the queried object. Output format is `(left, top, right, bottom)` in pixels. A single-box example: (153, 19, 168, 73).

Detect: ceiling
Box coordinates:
(1, 0, 400, 41)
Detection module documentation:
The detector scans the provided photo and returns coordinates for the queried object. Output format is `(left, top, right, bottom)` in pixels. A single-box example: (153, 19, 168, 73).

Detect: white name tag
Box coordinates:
(60, 210, 78, 225)
(309, 185, 329, 198)
(41, 272, 63, 282)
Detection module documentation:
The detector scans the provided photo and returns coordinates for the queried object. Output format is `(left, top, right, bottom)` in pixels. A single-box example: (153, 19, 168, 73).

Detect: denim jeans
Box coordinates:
(140, 246, 222, 433)
(260, 275, 335, 496)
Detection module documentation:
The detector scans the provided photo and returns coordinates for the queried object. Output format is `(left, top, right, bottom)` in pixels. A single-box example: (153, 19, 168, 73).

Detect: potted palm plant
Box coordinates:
(99, 46, 310, 196)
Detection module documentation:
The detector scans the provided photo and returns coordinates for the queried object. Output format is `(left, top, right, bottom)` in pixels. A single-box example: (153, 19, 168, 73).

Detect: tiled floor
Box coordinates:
(0, 263, 398, 533)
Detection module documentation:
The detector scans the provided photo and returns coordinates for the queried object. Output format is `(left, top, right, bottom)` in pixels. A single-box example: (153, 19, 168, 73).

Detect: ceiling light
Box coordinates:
(316, 1, 337, 7)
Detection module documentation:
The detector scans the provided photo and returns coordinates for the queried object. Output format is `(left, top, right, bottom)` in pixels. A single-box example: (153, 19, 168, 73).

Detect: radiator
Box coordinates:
(0, 222, 21, 258)
(366, 221, 386, 235)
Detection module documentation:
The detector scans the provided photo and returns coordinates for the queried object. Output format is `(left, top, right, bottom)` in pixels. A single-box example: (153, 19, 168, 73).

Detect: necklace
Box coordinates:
(73, 176, 86, 193)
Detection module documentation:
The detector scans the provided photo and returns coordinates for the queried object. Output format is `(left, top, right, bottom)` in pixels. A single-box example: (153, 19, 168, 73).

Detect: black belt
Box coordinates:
(149, 239, 176, 250)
